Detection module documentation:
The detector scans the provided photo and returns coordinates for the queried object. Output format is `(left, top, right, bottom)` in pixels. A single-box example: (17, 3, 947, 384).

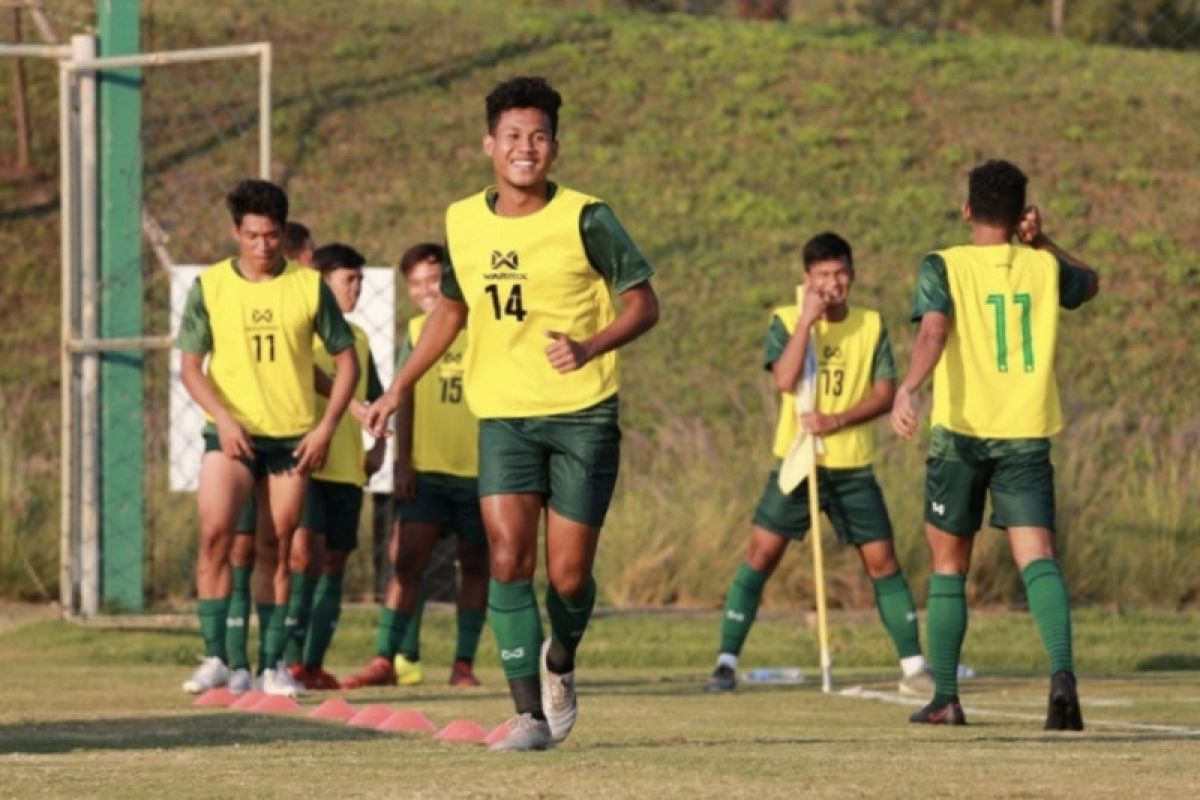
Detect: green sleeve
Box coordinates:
(314, 281, 355, 354)
(365, 351, 384, 402)
(763, 314, 789, 372)
(871, 321, 897, 382)
(1058, 257, 1092, 310)
(911, 253, 952, 321)
(394, 329, 414, 370)
(176, 278, 212, 355)
(439, 248, 464, 302)
(580, 203, 655, 293)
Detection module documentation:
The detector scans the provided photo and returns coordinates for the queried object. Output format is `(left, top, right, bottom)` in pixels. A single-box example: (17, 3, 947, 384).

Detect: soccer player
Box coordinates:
(892, 160, 1099, 728)
(283, 221, 316, 268)
(283, 243, 388, 690)
(705, 232, 931, 696)
(177, 179, 359, 697)
(341, 243, 489, 690)
(365, 77, 659, 751)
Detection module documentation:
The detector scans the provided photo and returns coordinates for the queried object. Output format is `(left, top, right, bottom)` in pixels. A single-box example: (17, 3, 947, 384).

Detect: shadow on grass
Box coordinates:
(0, 712, 383, 755)
(1136, 653, 1200, 671)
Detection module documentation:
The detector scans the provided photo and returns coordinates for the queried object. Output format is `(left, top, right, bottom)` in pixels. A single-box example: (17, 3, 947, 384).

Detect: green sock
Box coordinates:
(926, 573, 968, 703)
(872, 570, 922, 659)
(488, 578, 543, 681)
(1021, 558, 1074, 675)
(197, 598, 228, 662)
(455, 608, 487, 663)
(255, 603, 276, 674)
(282, 571, 313, 666)
(718, 563, 768, 656)
(225, 566, 251, 671)
(374, 607, 410, 660)
(545, 578, 596, 669)
(262, 603, 290, 669)
(302, 574, 343, 670)
(398, 587, 425, 661)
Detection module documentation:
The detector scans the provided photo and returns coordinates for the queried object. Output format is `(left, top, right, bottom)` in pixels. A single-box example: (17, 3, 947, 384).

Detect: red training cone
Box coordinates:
(436, 719, 488, 743)
(251, 695, 301, 714)
(347, 704, 393, 728)
(484, 720, 512, 747)
(229, 690, 266, 710)
(377, 708, 436, 733)
(309, 698, 357, 722)
(193, 687, 236, 708)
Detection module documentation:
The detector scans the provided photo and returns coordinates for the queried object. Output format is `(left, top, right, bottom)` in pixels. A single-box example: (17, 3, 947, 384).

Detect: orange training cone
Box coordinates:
(347, 704, 392, 728)
(309, 698, 357, 722)
(193, 687, 236, 707)
(436, 719, 488, 743)
(377, 709, 437, 733)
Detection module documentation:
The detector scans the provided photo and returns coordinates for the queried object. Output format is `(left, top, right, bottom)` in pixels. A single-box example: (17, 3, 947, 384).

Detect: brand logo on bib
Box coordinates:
(491, 250, 520, 270)
(251, 309, 273, 323)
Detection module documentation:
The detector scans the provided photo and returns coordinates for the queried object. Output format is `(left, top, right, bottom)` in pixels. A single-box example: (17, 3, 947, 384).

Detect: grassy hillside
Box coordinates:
(1, 0, 1197, 605)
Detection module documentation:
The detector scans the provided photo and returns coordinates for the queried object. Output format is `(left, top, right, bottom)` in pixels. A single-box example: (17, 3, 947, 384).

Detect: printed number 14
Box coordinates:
(985, 292, 1034, 373)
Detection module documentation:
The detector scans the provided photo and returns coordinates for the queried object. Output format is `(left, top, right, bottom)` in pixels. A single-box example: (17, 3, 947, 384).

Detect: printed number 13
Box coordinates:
(985, 293, 1034, 373)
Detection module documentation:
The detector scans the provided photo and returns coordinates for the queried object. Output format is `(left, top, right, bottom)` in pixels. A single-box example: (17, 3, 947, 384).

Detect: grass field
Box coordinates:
(2, 604, 1199, 798)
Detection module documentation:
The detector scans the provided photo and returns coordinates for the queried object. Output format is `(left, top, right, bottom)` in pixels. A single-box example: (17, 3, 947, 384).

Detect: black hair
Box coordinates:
(225, 179, 288, 227)
(313, 242, 365, 275)
(282, 221, 312, 257)
(802, 231, 853, 271)
(486, 76, 562, 139)
(398, 242, 446, 275)
(967, 159, 1028, 228)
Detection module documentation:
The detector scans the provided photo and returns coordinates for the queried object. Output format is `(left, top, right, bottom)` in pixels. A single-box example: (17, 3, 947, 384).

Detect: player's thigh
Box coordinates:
(315, 481, 364, 556)
(988, 442, 1055, 532)
(545, 509, 601, 598)
(822, 467, 894, 552)
(445, 476, 488, 553)
(480, 493, 542, 581)
(751, 462, 814, 545)
(197, 450, 255, 541)
(264, 470, 308, 540)
(543, 412, 621, 529)
(395, 520, 442, 583)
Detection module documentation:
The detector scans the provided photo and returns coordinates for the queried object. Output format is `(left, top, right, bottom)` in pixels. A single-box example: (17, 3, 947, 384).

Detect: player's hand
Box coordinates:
(799, 287, 832, 327)
(393, 462, 416, 503)
(364, 444, 386, 478)
(364, 392, 399, 438)
(544, 331, 590, 373)
(293, 421, 335, 474)
(890, 385, 920, 439)
(1018, 205, 1045, 247)
(348, 399, 369, 425)
(215, 413, 253, 461)
(801, 411, 842, 436)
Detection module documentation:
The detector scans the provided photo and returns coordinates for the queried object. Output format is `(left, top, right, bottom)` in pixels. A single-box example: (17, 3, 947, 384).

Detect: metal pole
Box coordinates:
(58, 59, 77, 616)
(259, 43, 271, 179)
(75, 33, 100, 618)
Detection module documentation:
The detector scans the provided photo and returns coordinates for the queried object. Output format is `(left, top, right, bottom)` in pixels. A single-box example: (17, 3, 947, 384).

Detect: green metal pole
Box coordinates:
(97, 0, 143, 611)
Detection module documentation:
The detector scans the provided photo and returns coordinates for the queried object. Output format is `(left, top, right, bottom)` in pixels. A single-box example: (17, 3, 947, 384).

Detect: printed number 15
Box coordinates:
(985, 293, 1034, 373)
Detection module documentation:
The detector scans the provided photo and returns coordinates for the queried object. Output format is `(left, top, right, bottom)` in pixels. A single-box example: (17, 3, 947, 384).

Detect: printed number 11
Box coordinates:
(985, 293, 1034, 373)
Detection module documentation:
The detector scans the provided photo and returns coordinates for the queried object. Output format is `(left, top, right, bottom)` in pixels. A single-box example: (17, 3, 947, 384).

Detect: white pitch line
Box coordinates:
(837, 686, 1200, 736)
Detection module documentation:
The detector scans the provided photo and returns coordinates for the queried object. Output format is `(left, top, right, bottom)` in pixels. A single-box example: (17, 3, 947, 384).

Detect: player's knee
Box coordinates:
(323, 550, 348, 575)
(549, 571, 590, 599)
(488, 547, 534, 583)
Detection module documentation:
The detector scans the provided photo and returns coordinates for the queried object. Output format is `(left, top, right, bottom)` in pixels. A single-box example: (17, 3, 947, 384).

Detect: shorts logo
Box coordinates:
(906, 611, 918, 623)
(725, 610, 745, 623)
(251, 309, 273, 323)
(931, 501, 946, 516)
(226, 618, 245, 627)
(490, 250, 519, 270)
(500, 647, 526, 661)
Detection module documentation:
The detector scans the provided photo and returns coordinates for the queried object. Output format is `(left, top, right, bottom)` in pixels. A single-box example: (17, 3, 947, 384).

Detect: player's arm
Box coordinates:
(545, 202, 660, 373)
(176, 278, 252, 459)
(892, 254, 951, 440)
(294, 283, 360, 473)
(772, 289, 831, 393)
(366, 297, 467, 437)
(314, 367, 370, 423)
(1018, 205, 1100, 306)
(389, 333, 417, 501)
(362, 350, 388, 477)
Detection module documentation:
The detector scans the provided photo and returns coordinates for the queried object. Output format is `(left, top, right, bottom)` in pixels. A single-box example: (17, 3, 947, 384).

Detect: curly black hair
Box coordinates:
(282, 221, 312, 257)
(398, 242, 445, 275)
(486, 76, 562, 138)
(967, 160, 1027, 228)
(802, 231, 853, 272)
(313, 242, 365, 274)
(225, 179, 288, 227)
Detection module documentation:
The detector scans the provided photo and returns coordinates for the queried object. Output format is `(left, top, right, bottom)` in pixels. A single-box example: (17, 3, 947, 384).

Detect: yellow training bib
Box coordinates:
(409, 314, 479, 478)
(932, 244, 1062, 437)
(445, 187, 619, 418)
(312, 323, 372, 486)
(199, 258, 320, 437)
(771, 298, 884, 469)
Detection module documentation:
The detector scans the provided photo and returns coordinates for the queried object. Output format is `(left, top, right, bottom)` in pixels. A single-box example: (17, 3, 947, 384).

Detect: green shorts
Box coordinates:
(477, 396, 620, 528)
(299, 478, 363, 552)
(202, 432, 301, 480)
(924, 426, 1055, 535)
(394, 472, 487, 549)
(753, 462, 893, 546)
